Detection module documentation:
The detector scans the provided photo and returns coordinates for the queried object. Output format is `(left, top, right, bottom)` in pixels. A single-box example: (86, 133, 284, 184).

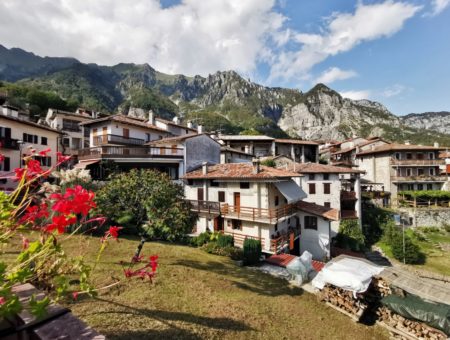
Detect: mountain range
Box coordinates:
(1, 44, 449, 144)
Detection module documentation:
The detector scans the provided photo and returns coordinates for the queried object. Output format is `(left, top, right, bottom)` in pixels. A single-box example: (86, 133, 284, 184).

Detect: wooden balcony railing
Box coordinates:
(223, 231, 265, 249)
(391, 175, 447, 182)
(93, 134, 145, 146)
(220, 202, 298, 223)
(187, 200, 221, 215)
(78, 145, 184, 160)
(390, 158, 444, 166)
(341, 191, 356, 200)
(270, 226, 301, 254)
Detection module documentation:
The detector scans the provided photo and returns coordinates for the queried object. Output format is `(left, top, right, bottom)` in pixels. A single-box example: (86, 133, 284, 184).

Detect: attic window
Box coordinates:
(240, 182, 250, 189)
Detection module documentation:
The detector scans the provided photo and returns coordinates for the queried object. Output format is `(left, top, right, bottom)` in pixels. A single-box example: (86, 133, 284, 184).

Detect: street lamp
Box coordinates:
(17, 140, 24, 168)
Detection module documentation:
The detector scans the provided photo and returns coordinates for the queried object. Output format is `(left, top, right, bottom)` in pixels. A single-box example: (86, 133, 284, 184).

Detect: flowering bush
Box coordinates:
(0, 148, 135, 319)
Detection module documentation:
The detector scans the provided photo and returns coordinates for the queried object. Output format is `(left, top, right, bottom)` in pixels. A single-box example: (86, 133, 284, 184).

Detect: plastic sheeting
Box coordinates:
(286, 251, 313, 285)
(382, 294, 450, 335)
(312, 256, 384, 294)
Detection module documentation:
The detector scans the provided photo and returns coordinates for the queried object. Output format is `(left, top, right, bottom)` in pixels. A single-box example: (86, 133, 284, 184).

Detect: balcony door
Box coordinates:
(102, 127, 107, 144)
(197, 188, 204, 201)
(234, 192, 240, 213)
(123, 128, 129, 139)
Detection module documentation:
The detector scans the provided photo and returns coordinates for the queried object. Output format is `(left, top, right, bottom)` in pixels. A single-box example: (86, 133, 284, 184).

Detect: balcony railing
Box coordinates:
(341, 191, 356, 200)
(187, 200, 221, 215)
(222, 231, 265, 249)
(93, 134, 146, 146)
(0, 137, 20, 150)
(78, 145, 184, 160)
(390, 159, 444, 166)
(270, 226, 301, 254)
(220, 202, 298, 223)
(391, 175, 447, 182)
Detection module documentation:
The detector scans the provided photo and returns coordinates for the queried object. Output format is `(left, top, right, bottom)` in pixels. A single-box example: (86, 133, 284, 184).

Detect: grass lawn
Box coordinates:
(47, 235, 388, 339)
(376, 228, 450, 277)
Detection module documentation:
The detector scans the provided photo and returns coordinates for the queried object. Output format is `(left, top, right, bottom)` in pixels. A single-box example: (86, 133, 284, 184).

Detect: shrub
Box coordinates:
(217, 234, 234, 248)
(201, 241, 219, 254)
(443, 223, 450, 233)
(390, 233, 425, 264)
(228, 247, 244, 261)
(362, 207, 392, 246)
(260, 159, 276, 167)
(243, 238, 262, 265)
(196, 232, 211, 247)
(95, 169, 196, 241)
(335, 219, 365, 252)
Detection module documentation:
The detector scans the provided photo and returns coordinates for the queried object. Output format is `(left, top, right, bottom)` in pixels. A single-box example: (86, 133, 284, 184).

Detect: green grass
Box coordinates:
(51, 235, 388, 339)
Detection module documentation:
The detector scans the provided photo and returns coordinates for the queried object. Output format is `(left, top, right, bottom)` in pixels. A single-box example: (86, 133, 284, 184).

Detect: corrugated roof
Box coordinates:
(356, 143, 445, 156)
(182, 163, 301, 180)
(218, 135, 275, 141)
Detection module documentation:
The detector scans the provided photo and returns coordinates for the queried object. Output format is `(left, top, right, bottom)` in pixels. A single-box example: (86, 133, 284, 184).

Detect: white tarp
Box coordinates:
(312, 257, 384, 294)
(274, 180, 306, 203)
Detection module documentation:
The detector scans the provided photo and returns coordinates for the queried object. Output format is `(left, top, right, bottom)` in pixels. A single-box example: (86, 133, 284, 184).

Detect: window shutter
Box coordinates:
(34, 135, 38, 144)
(47, 157, 52, 167)
(5, 128, 11, 139)
(4, 157, 10, 171)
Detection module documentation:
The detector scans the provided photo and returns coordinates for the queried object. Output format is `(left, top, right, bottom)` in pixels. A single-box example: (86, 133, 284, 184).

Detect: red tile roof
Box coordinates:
(265, 254, 325, 271)
(283, 162, 364, 174)
(297, 201, 339, 221)
(356, 143, 445, 156)
(79, 114, 169, 133)
(182, 163, 301, 180)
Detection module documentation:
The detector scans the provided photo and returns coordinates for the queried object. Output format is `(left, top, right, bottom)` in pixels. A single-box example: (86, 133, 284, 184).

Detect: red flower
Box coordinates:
(39, 148, 51, 156)
(0, 297, 5, 305)
(0, 154, 5, 163)
(57, 152, 71, 164)
(22, 236, 30, 250)
(51, 185, 96, 217)
(14, 168, 26, 181)
(108, 226, 122, 240)
(20, 203, 49, 224)
(72, 292, 79, 300)
(45, 215, 77, 234)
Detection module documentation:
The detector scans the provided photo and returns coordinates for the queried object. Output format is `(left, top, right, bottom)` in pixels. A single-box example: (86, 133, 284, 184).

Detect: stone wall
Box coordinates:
(397, 207, 450, 228)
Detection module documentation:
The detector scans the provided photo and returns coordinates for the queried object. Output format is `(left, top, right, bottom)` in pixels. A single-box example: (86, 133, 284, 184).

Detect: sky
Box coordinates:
(0, 0, 449, 115)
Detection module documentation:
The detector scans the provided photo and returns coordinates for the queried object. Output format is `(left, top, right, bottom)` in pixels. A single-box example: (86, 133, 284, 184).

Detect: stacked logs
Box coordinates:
(319, 284, 368, 321)
(376, 306, 448, 340)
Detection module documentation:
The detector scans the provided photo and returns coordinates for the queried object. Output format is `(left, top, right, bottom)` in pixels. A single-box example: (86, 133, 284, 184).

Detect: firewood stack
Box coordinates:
(319, 284, 368, 320)
(376, 306, 448, 340)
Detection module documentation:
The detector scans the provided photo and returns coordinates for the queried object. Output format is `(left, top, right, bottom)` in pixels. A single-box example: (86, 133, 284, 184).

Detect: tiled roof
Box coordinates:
(284, 162, 364, 174)
(182, 163, 301, 180)
(155, 117, 197, 131)
(331, 138, 387, 155)
(218, 134, 275, 141)
(79, 114, 169, 132)
(297, 201, 339, 221)
(274, 138, 319, 145)
(356, 143, 445, 156)
(0, 114, 62, 134)
(146, 132, 200, 144)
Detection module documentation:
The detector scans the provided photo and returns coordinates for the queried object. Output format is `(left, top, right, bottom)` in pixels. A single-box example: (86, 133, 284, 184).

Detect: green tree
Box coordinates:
(94, 169, 196, 241)
(335, 219, 365, 252)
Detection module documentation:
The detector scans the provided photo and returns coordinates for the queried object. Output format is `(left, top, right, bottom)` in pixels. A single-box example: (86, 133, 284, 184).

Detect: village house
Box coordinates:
(183, 161, 339, 260)
(273, 156, 364, 234)
(355, 142, 447, 206)
(0, 105, 61, 191)
(44, 108, 98, 164)
(220, 146, 253, 164)
(216, 135, 319, 162)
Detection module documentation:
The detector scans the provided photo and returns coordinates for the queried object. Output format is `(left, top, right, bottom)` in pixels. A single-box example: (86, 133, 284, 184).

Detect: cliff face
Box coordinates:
(1, 44, 449, 143)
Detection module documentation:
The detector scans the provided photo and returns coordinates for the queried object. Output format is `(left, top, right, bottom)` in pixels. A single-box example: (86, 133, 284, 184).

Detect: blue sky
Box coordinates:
(0, 0, 449, 115)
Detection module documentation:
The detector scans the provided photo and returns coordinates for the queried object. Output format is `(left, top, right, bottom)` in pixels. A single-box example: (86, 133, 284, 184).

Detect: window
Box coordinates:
(429, 168, 435, 176)
(429, 152, 435, 160)
(84, 127, 90, 138)
(395, 152, 401, 160)
(309, 183, 316, 194)
(0, 157, 10, 171)
(41, 137, 47, 145)
(418, 168, 424, 176)
(304, 216, 318, 230)
(407, 184, 414, 190)
(417, 184, 423, 190)
(231, 219, 242, 230)
(62, 138, 70, 147)
(323, 183, 331, 194)
(417, 153, 424, 160)
(22, 133, 38, 144)
(218, 191, 225, 202)
(0, 127, 11, 138)
(274, 195, 279, 206)
(324, 202, 331, 208)
(210, 180, 219, 187)
(274, 223, 278, 232)
(187, 179, 194, 186)
(323, 174, 329, 180)
(145, 133, 151, 142)
(406, 153, 413, 160)
(62, 119, 81, 132)
(240, 182, 250, 189)
(34, 156, 51, 167)
(427, 184, 433, 190)
(406, 168, 412, 176)
(308, 174, 315, 180)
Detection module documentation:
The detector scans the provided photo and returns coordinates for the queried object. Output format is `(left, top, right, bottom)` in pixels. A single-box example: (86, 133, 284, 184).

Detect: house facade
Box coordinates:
(0, 105, 61, 191)
(328, 137, 388, 168)
(356, 143, 447, 205)
(183, 161, 339, 260)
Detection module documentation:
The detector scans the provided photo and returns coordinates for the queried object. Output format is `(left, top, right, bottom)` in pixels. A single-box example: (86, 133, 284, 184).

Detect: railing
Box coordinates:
(78, 145, 184, 160)
(270, 226, 301, 254)
(341, 191, 356, 200)
(391, 175, 447, 182)
(220, 202, 298, 223)
(93, 134, 146, 146)
(223, 231, 265, 249)
(341, 210, 358, 219)
(0, 137, 20, 150)
(390, 158, 444, 166)
(187, 200, 221, 215)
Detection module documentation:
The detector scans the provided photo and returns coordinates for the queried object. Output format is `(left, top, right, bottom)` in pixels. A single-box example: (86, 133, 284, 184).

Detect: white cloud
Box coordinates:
(339, 90, 371, 100)
(269, 1, 421, 82)
(427, 0, 450, 16)
(315, 67, 357, 84)
(0, 0, 286, 77)
(382, 84, 406, 97)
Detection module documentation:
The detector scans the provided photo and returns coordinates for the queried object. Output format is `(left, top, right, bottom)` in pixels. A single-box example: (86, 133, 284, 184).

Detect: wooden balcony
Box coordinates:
(341, 191, 356, 201)
(187, 200, 221, 215)
(220, 202, 298, 223)
(341, 210, 358, 219)
(391, 175, 447, 183)
(93, 134, 145, 146)
(78, 145, 184, 160)
(390, 158, 444, 166)
(270, 226, 301, 254)
(0, 137, 20, 150)
(223, 231, 265, 250)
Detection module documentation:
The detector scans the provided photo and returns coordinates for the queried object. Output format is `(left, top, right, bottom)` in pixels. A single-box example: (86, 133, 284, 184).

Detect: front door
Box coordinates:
(214, 216, 224, 232)
(234, 192, 240, 213)
(197, 188, 204, 201)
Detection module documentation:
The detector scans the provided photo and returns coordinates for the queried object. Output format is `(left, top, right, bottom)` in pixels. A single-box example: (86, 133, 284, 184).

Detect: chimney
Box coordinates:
(434, 142, 440, 148)
(148, 110, 155, 125)
(404, 140, 411, 145)
(197, 124, 203, 134)
(245, 145, 250, 154)
(172, 116, 180, 124)
(187, 121, 193, 129)
(252, 157, 260, 174)
(202, 162, 208, 175)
